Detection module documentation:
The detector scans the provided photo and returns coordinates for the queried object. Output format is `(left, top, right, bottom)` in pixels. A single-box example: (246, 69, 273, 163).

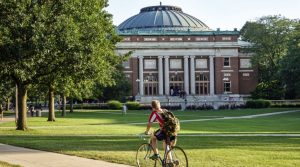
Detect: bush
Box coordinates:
(271, 103, 300, 108)
(186, 105, 214, 110)
(66, 104, 108, 110)
(107, 100, 122, 109)
(126, 101, 140, 110)
(246, 99, 271, 108)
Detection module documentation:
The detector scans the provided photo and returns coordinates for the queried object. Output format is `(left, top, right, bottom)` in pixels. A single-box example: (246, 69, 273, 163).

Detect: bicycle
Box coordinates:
(136, 134, 188, 167)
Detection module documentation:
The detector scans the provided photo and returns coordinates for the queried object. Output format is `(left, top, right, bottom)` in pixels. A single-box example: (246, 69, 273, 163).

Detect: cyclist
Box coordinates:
(144, 100, 176, 160)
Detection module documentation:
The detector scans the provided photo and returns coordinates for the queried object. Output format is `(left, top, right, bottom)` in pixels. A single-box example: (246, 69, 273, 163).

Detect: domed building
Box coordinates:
(116, 4, 257, 104)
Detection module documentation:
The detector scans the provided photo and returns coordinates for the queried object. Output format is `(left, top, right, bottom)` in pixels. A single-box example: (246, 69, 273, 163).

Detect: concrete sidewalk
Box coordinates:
(0, 143, 133, 167)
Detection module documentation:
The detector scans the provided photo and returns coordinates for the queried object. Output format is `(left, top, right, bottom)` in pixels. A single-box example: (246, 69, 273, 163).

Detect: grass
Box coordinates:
(0, 108, 300, 167)
(0, 161, 21, 167)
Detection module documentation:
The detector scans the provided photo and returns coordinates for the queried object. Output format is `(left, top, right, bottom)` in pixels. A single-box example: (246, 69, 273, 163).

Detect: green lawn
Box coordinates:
(0, 161, 20, 167)
(0, 108, 300, 167)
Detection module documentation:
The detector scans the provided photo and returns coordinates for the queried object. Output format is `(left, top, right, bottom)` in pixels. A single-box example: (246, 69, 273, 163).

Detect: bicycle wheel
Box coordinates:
(166, 146, 188, 167)
(136, 143, 157, 167)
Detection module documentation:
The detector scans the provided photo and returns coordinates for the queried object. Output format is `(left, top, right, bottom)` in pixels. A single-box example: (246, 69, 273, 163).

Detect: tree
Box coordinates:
(240, 15, 297, 99)
(45, 0, 122, 119)
(279, 21, 300, 99)
(240, 15, 295, 81)
(0, 0, 121, 129)
(0, 1, 56, 130)
(93, 64, 131, 102)
(0, 76, 14, 110)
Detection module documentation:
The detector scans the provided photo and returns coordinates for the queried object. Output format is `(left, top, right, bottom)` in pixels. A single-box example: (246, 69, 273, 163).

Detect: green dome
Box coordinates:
(117, 5, 211, 33)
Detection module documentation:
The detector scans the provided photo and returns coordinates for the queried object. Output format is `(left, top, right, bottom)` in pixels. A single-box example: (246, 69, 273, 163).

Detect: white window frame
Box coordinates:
(224, 57, 230, 67)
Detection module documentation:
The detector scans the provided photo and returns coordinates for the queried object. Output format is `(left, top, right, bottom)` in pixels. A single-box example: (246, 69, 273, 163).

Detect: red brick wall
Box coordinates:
(238, 57, 258, 94)
(215, 57, 240, 94)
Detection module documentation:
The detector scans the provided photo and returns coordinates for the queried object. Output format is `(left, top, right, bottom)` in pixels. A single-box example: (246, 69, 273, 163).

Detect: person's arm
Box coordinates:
(145, 122, 152, 135)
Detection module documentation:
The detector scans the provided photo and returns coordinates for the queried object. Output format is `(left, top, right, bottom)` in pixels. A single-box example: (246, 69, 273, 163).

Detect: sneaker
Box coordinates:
(149, 154, 159, 160)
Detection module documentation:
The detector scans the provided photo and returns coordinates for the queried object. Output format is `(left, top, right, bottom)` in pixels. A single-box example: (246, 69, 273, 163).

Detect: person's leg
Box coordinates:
(151, 133, 158, 154)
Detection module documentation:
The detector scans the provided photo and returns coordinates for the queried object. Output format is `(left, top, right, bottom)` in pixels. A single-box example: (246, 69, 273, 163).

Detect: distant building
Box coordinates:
(116, 4, 257, 103)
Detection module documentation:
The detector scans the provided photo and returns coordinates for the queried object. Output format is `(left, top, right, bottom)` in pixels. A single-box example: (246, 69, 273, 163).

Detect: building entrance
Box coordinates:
(144, 74, 158, 96)
(170, 73, 184, 96)
(195, 73, 209, 95)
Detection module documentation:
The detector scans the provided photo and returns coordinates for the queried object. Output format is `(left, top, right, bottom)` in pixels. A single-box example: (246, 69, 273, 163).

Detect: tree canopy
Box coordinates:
(0, 0, 122, 130)
(240, 15, 299, 99)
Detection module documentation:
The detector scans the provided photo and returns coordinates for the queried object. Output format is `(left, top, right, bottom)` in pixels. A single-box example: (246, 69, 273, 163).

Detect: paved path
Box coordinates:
(0, 143, 133, 167)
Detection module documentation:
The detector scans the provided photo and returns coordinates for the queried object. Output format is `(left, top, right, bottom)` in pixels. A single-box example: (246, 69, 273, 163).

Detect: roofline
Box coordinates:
(117, 30, 240, 36)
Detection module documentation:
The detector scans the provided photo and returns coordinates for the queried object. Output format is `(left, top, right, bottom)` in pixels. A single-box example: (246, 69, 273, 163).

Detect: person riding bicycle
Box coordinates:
(145, 100, 176, 160)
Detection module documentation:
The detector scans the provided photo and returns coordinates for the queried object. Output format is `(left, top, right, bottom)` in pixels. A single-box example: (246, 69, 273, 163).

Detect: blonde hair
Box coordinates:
(151, 100, 161, 110)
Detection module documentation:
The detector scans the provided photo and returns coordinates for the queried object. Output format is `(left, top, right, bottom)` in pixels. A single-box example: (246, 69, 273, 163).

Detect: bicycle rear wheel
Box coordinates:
(136, 143, 157, 167)
(166, 146, 188, 167)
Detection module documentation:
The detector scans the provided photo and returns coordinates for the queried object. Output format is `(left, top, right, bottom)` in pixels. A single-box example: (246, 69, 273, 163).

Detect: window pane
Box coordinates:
(224, 82, 231, 92)
(224, 58, 230, 67)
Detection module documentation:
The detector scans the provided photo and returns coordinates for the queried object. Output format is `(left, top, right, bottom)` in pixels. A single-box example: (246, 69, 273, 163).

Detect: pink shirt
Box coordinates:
(148, 110, 164, 128)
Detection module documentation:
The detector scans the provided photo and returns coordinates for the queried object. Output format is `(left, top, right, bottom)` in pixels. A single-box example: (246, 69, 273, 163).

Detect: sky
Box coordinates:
(106, 0, 300, 30)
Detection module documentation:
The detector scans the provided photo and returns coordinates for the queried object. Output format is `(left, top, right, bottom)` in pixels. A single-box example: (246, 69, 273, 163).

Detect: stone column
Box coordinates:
(139, 56, 144, 95)
(190, 56, 195, 95)
(184, 56, 189, 95)
(158, 56, 163, 95)
(209, 56, 215, 95)
(164, 56, 170, 95)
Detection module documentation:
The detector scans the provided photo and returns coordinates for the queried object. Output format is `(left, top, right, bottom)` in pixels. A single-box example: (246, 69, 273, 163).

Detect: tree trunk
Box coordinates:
(15, 84, 18, 124)
(5, 98, 10, 111)
(61, 95, 66, 116)
(47, 86, 56, 121)
(69, 98, 74, 113)
(16, 83, 28, 130)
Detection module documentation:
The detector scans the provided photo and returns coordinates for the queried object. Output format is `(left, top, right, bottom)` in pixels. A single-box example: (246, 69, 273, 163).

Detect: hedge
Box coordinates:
(107, 100, 123, 109)
(246, 99, 271, 108)
(125, 101, 140, 110)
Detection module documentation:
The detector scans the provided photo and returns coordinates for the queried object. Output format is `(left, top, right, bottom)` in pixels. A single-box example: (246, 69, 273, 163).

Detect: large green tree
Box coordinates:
(93, 64, 131, 102)
(240, 15, 297, 99)
(0, 0, 121, 129)
(279, 21, 300, 99)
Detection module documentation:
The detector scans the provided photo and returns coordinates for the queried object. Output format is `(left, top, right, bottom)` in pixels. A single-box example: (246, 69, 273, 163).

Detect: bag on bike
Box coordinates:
(161, 109, 180, 136)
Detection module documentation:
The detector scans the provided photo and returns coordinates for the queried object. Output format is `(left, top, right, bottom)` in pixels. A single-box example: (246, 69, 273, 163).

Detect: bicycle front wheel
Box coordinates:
(136, 143, 157, 167)
(166, 146, 188, 167)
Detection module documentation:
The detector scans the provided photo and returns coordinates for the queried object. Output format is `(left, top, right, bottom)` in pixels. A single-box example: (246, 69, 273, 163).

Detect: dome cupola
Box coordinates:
(117, 4, 211, 33)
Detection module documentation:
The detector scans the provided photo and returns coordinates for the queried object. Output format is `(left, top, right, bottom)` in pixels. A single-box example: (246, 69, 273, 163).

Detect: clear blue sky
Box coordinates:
(106, 0, 300, 30)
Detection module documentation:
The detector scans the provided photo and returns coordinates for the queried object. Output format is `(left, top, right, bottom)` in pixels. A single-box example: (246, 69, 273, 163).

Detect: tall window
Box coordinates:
(224, 82, 231, 93)
(195, 73, 209, 95)
(224, 57, 230, 67)
(144, 74, 158, 96)
(170, 73, 184, 96)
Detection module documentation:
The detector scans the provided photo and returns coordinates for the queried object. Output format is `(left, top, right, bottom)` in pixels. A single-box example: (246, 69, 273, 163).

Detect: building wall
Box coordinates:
(215, 57, 240, 94)
(238, 57, 258, 94)
(119, 34, 258, 97)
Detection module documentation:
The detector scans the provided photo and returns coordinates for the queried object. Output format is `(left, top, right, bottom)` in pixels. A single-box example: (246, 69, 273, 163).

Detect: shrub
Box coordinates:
(107, 100, 122, 109)
(126, 101, 140, 110)
(246, 99, 271, 108)
(66, 104, 108, 110)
